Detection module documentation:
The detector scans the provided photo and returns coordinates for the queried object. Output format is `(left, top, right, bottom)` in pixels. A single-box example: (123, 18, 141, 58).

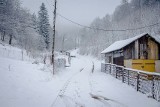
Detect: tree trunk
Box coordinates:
(43, 55, 47, 64)
(1, 31, 5, 41)
(9, 34, 12, 45)
(1, 34, 2, 41)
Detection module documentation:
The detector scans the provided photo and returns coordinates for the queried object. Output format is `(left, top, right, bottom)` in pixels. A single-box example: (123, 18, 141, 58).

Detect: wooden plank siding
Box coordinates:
(148, 38, 159, 60)
(132, 60, 155, 72)
(135, 40, 139, 59)
(123, 35, 159, 60)
(123, 42, 135, 60)
(139, 36, 148, 59)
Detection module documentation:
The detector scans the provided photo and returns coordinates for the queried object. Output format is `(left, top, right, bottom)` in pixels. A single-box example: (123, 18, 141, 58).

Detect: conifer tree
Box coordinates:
(31, 13, 38, 32)
(38, 3, 50, 49)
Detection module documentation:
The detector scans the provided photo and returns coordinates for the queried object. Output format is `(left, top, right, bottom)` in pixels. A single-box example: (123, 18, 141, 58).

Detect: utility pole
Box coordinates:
(75, 37, 77, 49)
(52, 0, 57, 75)
(62, 35, 65, 52)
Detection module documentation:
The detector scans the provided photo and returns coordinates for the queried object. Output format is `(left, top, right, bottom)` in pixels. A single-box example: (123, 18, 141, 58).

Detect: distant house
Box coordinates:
(101, 33, 160, 72)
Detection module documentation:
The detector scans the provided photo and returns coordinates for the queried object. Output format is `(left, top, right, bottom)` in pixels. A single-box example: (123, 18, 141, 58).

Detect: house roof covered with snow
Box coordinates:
(101, 33, 160, 54)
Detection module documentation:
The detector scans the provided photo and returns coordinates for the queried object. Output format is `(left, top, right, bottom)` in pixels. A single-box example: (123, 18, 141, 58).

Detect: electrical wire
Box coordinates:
(57, 13, 160, 32)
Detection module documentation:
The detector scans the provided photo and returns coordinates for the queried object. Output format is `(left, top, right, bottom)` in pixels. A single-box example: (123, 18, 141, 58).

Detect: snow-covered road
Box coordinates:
(52, 56, 95, 107)
(0, 46, 160, 107)
(51, 55, 160, 107)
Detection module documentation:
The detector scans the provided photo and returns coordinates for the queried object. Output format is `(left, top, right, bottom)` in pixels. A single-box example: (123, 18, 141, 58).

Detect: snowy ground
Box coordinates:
(0, 44, 160, 107)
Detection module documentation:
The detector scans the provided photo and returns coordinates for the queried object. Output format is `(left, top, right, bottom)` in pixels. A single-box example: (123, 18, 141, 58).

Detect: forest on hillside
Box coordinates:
(78, 0, 160, 57)
(0, 0, 55, 55)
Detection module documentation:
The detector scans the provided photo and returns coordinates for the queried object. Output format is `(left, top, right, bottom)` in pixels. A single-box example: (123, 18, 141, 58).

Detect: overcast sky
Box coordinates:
(21, 0, 121, 32)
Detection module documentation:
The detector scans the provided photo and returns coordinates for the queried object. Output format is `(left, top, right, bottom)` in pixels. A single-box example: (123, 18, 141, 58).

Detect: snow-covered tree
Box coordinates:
(0, 0, 20, 43)
(38, 3, 50, 49)
(31, 13, 38, 32)
(0, 0, 46, 54)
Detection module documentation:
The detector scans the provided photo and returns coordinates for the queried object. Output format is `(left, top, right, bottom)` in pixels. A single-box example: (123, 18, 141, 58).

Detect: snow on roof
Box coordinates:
(153, 35, 160, 43)
(101, 33, 159, 54)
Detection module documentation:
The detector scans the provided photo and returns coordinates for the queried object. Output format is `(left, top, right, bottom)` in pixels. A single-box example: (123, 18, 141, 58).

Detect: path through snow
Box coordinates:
(50, 55, 160, 107)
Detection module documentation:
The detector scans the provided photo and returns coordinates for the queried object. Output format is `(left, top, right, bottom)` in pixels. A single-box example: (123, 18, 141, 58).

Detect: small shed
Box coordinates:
(101, 33, 160, 72)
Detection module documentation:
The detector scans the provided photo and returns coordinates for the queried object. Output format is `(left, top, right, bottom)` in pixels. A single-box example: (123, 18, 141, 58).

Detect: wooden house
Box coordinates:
(101, 33, 160, 72)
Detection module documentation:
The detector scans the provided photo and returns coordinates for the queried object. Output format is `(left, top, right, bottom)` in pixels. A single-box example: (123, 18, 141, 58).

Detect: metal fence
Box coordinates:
(101, 63, 160, 102)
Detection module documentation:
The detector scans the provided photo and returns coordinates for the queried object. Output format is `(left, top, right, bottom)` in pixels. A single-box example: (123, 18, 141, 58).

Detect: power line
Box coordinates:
(57, 13, 160, 32)
(45, 0, 160, 32)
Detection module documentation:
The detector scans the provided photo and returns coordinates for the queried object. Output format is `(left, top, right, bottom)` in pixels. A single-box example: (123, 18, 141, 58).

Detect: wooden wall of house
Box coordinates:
(135, 40, 139, 59)
(155, 60, 160, 72)
(148, 38, 159, 60)
(104, 53, 113, 63)
(123, 35, 160, 60)
(124, 60, 132, 68)
(139, 36, 148, 59)
(137, 36, 159, 60)
(123, 43, 135, 60)
(159, 44, 160, 59)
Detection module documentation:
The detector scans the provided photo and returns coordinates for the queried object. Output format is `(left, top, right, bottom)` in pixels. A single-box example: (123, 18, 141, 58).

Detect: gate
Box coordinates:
(132, 60, 155, 72)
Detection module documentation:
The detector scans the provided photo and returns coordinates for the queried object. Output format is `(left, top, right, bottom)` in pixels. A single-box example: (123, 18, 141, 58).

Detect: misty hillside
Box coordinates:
(78, 0, 160, 57)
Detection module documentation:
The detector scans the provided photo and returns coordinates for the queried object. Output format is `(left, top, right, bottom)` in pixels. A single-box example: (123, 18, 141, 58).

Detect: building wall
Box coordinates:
(124, 59, 156, 72)
(139, 36, 148, 59)
(135, 40, 139, 59)
(124, 60, 132, 68)
(124, 43, 135, 59)
(103, 53, 113, 63)
(148, 38, 159, 60)
(155, 60, 160, 72)
(123, 36, 159, 60)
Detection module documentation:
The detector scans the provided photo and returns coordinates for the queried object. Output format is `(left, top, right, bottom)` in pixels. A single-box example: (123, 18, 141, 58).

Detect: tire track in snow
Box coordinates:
(88, 61, 94, 93)
(50, 68, 84, 107)
(60, 95, 85, 107)
(87, 61, 101, 107)
(88, 61, 127, 107)
(90, 93, 128, 107)
(58, 60, 94, 107)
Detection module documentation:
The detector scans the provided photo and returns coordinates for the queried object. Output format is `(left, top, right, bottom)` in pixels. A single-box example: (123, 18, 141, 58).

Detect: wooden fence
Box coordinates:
(101, 63, 160, 102)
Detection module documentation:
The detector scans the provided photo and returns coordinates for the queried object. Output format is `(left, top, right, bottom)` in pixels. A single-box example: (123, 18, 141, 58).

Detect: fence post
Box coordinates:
(152, 75, 155, 99)
(104, 63, 106, 73)
(109, 64, 111, 74)
(102, 63, 160, 102)
(137, 73, 140, 91)
(116, 66, 118, 78)
(114, 65, 116, 76)
(122, 67, 124, 83)
(114, 65, 116, 77)
(127, 70, 130, 85)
